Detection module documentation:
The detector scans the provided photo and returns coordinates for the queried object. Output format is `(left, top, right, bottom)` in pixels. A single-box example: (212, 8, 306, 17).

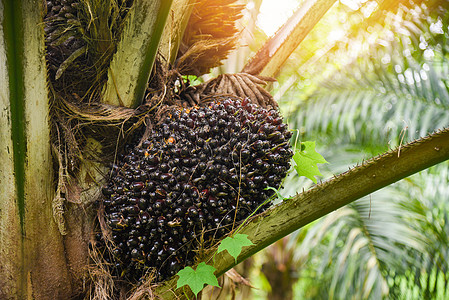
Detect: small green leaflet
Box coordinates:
(217, 234, 254, 263)
(176, 262, 220, 297)
(293, 141, 328, 183)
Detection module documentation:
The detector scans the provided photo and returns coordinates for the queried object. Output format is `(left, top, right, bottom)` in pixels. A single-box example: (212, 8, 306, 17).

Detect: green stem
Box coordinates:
(158, 0, 195, 66)
(1, 1, 72, 298)
(242, 0, 336, 77)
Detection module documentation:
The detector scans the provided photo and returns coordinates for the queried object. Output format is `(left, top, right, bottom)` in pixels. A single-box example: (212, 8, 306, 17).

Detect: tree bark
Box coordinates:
(0, 1, 72, 298)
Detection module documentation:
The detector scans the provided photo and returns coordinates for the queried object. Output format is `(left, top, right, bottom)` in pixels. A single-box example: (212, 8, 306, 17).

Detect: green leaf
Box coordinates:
(293, 141, 328, 183)
(217, 234, 254, 263)
(176, 262, 220, 296)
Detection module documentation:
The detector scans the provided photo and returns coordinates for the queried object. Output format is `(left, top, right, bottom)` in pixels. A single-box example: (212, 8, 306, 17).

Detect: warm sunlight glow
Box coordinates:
(257, 0, 375, 37)
(257, 0, 299, 36)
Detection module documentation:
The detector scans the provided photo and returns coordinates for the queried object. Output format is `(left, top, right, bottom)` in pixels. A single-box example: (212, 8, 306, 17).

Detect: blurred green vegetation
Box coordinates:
(220, 0, 449, 299)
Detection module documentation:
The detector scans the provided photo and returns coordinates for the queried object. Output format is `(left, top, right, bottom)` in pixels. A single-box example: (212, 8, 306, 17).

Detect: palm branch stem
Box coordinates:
(102, 0, 173, 107)
(0, 0, 71, 297)
(242, 0, 336, 77)
(158, 0, 195, 66)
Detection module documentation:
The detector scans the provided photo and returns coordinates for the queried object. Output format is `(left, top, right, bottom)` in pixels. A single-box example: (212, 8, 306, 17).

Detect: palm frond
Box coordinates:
(285, 1, 449, 152)
(272, 2, 449, 299)
(287, 162, 449, 300)
(391, 164, 449, 299)
(296, 187, 422, 299)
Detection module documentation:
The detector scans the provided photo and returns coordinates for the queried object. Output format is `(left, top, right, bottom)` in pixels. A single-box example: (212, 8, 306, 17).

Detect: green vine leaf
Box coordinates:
(217, 234, 254, 263)
(293, 141, 328, 183)
(176, 262, 220, 296)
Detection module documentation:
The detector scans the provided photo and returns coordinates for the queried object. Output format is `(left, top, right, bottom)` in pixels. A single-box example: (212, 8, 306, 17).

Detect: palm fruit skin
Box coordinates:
(100, 98, 293, 282)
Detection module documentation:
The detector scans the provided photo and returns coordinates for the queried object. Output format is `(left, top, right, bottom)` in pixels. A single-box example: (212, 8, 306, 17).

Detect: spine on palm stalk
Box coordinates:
(100, 98, 293, 281)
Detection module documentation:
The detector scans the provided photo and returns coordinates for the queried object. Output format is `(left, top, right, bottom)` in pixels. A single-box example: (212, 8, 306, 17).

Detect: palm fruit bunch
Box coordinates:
(45, 0, 79, 23)
(44, 0, 133, 97)
(44, 0, 85, 78)
(100, 98, 293, 281)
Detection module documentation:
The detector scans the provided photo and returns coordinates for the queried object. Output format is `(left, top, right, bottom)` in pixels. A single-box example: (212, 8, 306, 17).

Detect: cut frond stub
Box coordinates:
(182, 73, 278, 109)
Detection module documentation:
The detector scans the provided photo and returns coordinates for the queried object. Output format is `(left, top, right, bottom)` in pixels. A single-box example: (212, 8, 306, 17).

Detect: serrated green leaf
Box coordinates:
(217, 234, 254, 263)
(293, 141, 328, 183)
(176, 262, 220, 296)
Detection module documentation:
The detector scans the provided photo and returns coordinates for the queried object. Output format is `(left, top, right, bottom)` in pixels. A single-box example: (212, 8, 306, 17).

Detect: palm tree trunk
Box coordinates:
(0, 1, 72, 298)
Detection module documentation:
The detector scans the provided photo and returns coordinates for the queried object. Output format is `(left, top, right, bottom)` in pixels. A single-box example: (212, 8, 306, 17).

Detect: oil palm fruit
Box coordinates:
(100, 98, 293, 281)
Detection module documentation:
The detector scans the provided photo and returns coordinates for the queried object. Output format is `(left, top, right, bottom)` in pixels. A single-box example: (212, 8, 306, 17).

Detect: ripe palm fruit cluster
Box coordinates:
(100, 98, 293, 281)
(45, 0, 80, 25)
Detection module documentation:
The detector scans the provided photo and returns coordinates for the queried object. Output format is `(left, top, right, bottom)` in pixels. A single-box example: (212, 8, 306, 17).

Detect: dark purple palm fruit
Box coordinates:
(99, 97, 293, 282)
